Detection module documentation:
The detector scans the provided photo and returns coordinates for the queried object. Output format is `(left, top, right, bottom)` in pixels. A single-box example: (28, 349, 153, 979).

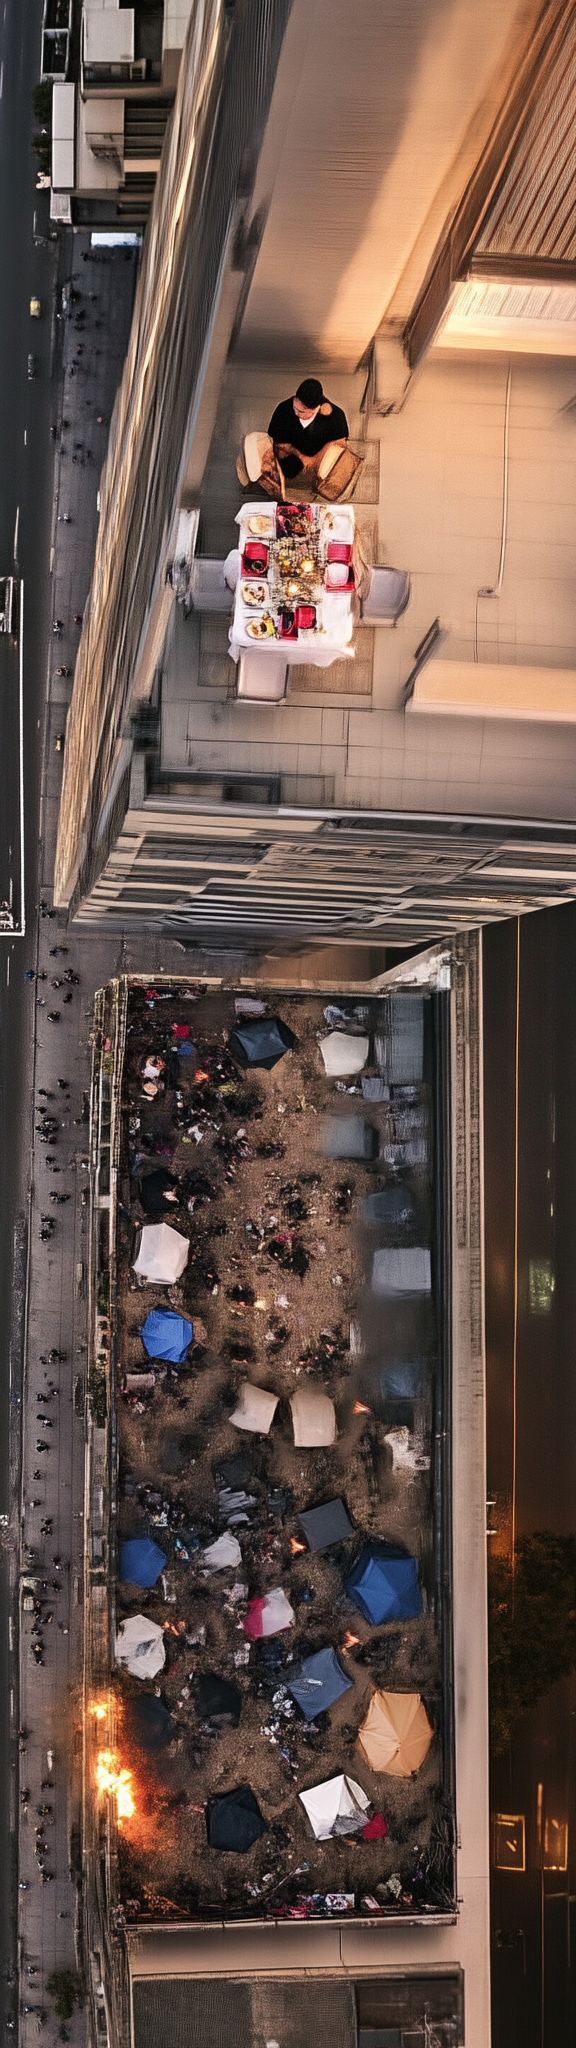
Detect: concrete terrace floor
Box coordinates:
(161, 348, 576, 822)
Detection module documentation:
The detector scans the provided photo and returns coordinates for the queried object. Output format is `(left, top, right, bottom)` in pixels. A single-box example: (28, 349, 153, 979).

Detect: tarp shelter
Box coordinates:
(201, 1532, 242, 1570)
(357, 1690, 433, 1775)
(127, 1693, 173, 1752)
(319, 1032, 369, 1077)
(228, 1016, 296, 1070)
(119, 1537, 167, 1587)
(298, 1497, 353, 1551)
(139, 1168, 179, 1215)
(345, 1544, 422, 1624)
(230, 1381, 279, 1434)
(206, 1784, 267, 1853)
(372, 1248, 431, 1295)
(375, 996, 424, 1084)
(141, 1308, 193, 1363)
(299, 1773, 370, 1840)
(288, 1647, 353, 1720)
(114, 1613, 166, 1679)
(243, 1587, 294, 1639)
(132, 1222, 189, 1284)
(290, 1386, 336, 1447)
(361, 1185, 418, 1228)
(196, 1672, 242, 1727)
(323, 1116, 378, 1161)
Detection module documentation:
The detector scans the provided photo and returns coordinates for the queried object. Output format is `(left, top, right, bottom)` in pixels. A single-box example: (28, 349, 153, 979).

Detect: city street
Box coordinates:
(484, 909, 576, 2048)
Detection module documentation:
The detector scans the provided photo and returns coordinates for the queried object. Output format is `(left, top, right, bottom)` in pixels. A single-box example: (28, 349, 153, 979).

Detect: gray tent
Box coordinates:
(298, 1497, 353, 1552)
(288, 1646, 353, 1721)
(228, 1016, 296, 1070)
(322, 1115, 378, 1161)
(361, 1184, 418, 1230)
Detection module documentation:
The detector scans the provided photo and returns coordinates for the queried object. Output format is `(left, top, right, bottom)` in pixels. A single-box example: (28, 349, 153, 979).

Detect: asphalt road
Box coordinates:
(0, 0, 57, 2017)
(484, 907, 576, 2048)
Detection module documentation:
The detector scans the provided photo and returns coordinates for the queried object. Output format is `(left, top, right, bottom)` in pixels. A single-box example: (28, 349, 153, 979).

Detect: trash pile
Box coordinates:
(112, 984, 452, 1920)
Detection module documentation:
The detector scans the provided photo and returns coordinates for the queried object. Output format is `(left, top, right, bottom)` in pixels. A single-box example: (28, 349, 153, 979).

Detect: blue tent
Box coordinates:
(346, 1544, 421, 1625)
(288, 1646, 353, 1721)
(141, 1307, 193, 1363)
(120, 1537, 167, 1587)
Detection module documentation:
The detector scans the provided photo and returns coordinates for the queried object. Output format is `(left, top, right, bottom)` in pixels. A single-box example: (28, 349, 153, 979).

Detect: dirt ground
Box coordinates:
(111, 982, 453, 1921)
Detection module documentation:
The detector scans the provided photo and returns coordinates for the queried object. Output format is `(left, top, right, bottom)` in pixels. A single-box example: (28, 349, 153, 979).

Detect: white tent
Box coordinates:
(132, 1222, 189, 1285)
(290, 1386, 336, 1447)
(319, 1032, 369, 1077)
(371, 1247, 431, 1295)
(114, 1613, 165, 1680)
(299, 1773, 370, 1840)
(201, 1532, 242, 1571)
(230, 1381, 279, 1434)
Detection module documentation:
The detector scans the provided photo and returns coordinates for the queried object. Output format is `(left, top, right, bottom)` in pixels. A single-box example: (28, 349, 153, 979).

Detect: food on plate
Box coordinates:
(275, 504, 312, 539)
(242, 541, 269, 574)
(241, 581, 268, 607)
(246, 613, 276, 639)
(247, 515, 273, 535)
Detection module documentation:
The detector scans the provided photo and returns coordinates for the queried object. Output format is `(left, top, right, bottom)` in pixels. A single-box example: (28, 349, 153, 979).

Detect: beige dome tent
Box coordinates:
(357, 1690, 433, 1776)
(114, 1614, 166, 1680)
(230, 1381, 279, 1434)
(290, 1386, 336, 1447)
(132, 1222, 189, 1285)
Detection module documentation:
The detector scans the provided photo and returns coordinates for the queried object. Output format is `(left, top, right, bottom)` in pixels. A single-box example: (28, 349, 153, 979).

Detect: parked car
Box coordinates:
(30, 296, 41, 319)
(27, 354, 37, 381)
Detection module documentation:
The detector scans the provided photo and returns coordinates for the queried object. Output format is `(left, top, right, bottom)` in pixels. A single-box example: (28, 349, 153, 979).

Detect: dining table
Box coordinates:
(229, 499, 357, 668)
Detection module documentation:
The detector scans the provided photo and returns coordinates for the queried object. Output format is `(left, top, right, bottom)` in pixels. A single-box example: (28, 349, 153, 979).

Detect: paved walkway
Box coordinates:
(15, 230, 213, 2048)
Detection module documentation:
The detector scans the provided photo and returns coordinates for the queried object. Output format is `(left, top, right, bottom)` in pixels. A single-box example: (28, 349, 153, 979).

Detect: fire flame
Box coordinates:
(353, 1400, 371, 1415)
(88, 1700, 108, 1721)
(290, 1537, 307, 1555)
(95, 1750, 136, 1824)
(341, 1631, 360, 1649)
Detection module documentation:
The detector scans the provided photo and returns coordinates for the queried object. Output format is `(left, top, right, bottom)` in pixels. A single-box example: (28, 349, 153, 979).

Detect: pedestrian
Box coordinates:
(63, 992, 73, 1004)
(24, 969, 36, 982)
(52, 621, 62, 635)
(73, 614, 83, 625)
(57, 1078, 69, 1088)
(48, 1012, 60, 1023)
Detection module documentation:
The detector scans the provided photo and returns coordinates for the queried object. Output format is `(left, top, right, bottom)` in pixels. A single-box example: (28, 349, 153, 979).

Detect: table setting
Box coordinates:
(229, 500, 357, 668)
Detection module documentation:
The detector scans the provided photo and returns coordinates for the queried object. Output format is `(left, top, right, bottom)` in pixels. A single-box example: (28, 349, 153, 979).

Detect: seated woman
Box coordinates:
(238, 379, 363, 502)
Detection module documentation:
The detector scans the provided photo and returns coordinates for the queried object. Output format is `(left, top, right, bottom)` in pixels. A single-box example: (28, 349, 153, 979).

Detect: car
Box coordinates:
(27, 354, 37, 381)
(55, 732, 65, 753)
(30, 296, 41, 319)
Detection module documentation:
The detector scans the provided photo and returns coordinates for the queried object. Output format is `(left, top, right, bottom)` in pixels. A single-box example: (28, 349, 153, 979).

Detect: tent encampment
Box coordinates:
(132, 1222, 189, 1284)
(114, 1613, 165, 1679)
(299, 1773, 370, 1840)
(196, 1672, 242, 1727)
(119, 1537, 167, 1587)
(371, 1248, 431, 1295)
(228, 1016, 296, 1071)
(127, 1693, 174, 1752)
(288, 1646, 353, 1720)
(141, 1307, 193, 1363)
(290, 1386, 336, 1447)
(201, 1531, 242, 1571)
(319, 1032, 369, 1078)
(243, 1587, 294, 1639)
(297, 1497, 353, 1552)
(322, 1115, 378, 1161)
(206, 1784, 267, 1852)
(361, 1185, 418, 1229)
(230, 1381, 279, 1434)
(357, 1689, 433, 1775)
(345, 1543, 422, 1625)
(139, 1167, 179, 1214)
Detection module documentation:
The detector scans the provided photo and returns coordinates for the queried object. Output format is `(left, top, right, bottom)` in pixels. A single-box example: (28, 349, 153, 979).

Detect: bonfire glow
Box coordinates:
(95, 1750, 136, 1824)
(290, 1537, 307, 1554)
(353, 1400, 371, 1415)
(341, 1631, 360, 1649)
(88, 1700, 108, 1721)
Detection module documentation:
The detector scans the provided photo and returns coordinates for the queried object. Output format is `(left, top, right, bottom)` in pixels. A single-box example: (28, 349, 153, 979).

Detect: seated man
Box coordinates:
(238, 378, 363, 502)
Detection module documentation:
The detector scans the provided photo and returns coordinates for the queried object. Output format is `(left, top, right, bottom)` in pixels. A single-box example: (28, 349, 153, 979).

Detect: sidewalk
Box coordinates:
(16, 230, 242, 2048)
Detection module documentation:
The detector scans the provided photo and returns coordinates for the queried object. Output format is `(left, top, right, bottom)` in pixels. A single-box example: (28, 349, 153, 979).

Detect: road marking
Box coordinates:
(24, 430, 27, 446)
(0, 64, 4, 98)
(6, 956, 9, 985)
(13, 505, 19, 564)
(8, 1618, 13, 1650)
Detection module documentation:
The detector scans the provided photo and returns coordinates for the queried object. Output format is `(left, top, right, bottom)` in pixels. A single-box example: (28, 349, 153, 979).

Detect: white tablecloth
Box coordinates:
(229, 501, 356, 667)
